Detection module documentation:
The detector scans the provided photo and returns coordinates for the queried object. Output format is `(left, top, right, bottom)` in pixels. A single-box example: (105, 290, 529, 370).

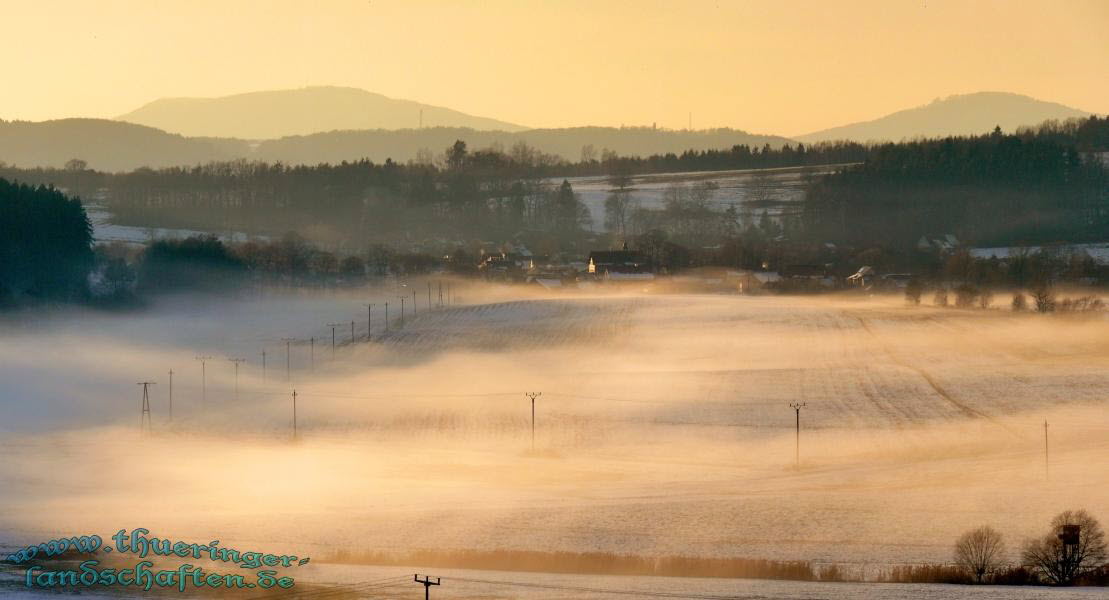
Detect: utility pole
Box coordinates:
(292, 389, 298, 440)
(1044, 419, 1049, 480)
(167, 370, 173, 422)
(397, 296, 406, 328)
(137, 381, 155, 433)
(327, 323, 343, 359)
(350, 320, 355, 343)
(384, 302, 389, 333)
(428, 282, 432, 311)
(227, 358, 246, 402)
(447, 283, 451, 306)
(281, 338, 294, 381)
(261, 349, 267, 381)
(790, 402, 806, 467)
(194, 355, 212, 407)
(438, 281, 443, 307)
(414, 574, 440, 600)
(526, 392, 542, 451)
(310, 337, 315, 370)
(365, 303, 374, 341)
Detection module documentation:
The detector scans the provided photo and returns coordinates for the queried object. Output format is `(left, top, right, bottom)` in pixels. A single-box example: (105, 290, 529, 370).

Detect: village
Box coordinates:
(473, 236, 1109, 297)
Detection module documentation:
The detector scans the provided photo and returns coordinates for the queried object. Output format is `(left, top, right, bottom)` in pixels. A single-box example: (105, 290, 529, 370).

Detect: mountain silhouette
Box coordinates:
(116, 86, 528, 139)
(796, 92, 1091, 143)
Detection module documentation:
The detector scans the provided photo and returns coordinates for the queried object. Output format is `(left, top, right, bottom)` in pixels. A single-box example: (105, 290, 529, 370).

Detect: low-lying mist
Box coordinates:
(1, 283, 1107, 572)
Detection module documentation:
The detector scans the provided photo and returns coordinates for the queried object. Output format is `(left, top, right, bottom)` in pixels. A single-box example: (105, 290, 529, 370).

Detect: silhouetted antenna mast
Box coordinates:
(227, 357, 246, 402)
(789, 402, 806, 467)
(137, 381, 156, 433)
(526, 392, 542, 451)
(414, 574, 440, 599)
(194, 355, 213, 407)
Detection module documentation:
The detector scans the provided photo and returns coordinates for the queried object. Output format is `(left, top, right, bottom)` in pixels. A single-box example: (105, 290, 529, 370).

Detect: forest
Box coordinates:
(2, 117, 1107, 308)
(801, 117, 1109, 248)
(0, 139, 866, 254)
(0, 179, 93, 304)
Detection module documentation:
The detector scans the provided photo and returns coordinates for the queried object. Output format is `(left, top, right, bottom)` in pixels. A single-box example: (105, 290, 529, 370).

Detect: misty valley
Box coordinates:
(2, 3, 1108, 598)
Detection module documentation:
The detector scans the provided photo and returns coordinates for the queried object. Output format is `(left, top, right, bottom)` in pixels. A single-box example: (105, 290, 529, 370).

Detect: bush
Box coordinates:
(954, 284, 979, 308)
(905, 279, 923, 305)
(1012, 292, 1028, 312)
(1030, 282, 1056, 313)
(978, 289, 994, 309)
(933, 287, 949, 307)
(1057, 296, 1105, 313)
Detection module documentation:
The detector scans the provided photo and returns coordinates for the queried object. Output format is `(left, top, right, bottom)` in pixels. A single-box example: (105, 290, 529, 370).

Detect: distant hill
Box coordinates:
(116, 86, 528, 139)
(0, 119, 246, 172)
(0, 119, 794, 171)
(253, 126, 796, 165)
(797, 92, 1092, 144)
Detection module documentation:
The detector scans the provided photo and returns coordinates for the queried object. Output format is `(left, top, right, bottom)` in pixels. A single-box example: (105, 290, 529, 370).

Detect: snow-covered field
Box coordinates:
(1, 286, 1107, 597)
(560, 165, 838, 229)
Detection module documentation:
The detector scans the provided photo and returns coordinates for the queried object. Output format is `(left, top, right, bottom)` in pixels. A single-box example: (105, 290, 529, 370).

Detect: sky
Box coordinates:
(1, 0, 1106, 136)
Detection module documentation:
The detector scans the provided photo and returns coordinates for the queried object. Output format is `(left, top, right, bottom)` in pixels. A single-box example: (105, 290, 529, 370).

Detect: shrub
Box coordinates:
(933, 287, 949, 307)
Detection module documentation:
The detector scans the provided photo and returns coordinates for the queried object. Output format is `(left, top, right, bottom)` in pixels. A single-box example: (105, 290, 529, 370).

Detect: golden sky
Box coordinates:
(2, 0, 1106, 136)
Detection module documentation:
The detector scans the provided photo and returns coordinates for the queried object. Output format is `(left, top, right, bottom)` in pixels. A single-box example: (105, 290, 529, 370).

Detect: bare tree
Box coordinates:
(1030, 281, 1055, 313)
(954, 525, 1005, 583)
(1011, 292, 1027, 312)
(978, 288, 993, 309)
(1022, 510, 1107, 585)
(933, 287, 949, 307)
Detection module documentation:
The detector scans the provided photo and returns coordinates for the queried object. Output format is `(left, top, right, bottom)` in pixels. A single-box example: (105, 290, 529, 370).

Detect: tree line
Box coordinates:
(801, 117, 1109, 250)
(0, 178, 92, 304)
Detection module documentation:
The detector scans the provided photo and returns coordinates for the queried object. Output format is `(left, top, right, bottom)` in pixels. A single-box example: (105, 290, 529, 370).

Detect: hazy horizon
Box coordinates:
(2, 0, 1105, 136)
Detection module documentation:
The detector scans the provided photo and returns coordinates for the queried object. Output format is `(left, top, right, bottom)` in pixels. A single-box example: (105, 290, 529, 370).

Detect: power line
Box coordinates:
(789, 402, 806, 467)
(526, 392, 542, 451)
(442, 574, 756, 599)
(414, 574, 440, 599)
(227, 357, 246, 402)
(137, 381, 155, 434)
(167, 369, 173, 422)
(281, 338, 295, 381)
(365, 303, 374, 341)
(1043, 419, 1049, 480)
(194, 355, 212, 408)
(326, 323, 344, 359)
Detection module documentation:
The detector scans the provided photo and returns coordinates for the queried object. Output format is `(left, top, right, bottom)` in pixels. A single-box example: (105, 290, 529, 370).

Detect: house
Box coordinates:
(586, 242, 653, 280)
(783, 264, 837, 288)
(846, 265, 875, 287)
(735, 270, 782, 293)
(917, 234, 960, 253)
